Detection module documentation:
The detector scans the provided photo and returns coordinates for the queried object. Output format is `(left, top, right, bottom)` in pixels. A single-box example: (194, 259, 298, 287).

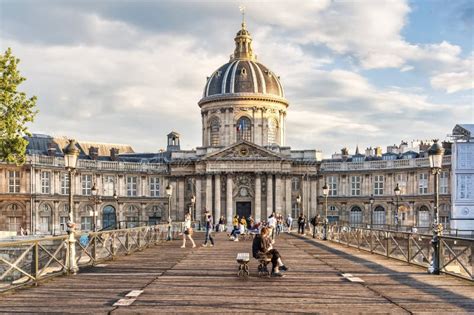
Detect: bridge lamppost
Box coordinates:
(322, 183, 329, 240)
(64, 139, 79, 274)
(394, 183, 401, 230)
(369, 195, 375, 229)
(165, 184, 173, 241)
(90, 183, 102, 232)
(428, 140, 444, 275)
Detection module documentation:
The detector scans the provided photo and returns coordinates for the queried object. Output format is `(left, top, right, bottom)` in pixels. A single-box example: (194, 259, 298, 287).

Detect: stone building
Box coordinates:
(0, 22, 453, 235)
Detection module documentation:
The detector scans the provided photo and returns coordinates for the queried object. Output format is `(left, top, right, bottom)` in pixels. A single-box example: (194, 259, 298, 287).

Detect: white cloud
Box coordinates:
(430, 71, 473, 93)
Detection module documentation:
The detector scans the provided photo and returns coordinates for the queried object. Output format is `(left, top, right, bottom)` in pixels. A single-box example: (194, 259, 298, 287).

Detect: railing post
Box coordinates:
(31, 241, 39, 285)
(386, 232, 390, 258)
(137, 228, 141, 250)
(370, 229, 374, 254)
(125, 231, 130, 254)
(92, 233, 97, 264)
(110, 234, 116, 259)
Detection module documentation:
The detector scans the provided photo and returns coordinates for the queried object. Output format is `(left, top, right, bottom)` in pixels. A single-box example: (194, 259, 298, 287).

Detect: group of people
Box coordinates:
(181, 211, 290, 278)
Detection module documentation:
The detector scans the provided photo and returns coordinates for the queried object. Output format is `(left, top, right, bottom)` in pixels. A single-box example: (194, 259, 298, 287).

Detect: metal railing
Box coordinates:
(313, 224, 473, 281)
(0, 222, 184, 292)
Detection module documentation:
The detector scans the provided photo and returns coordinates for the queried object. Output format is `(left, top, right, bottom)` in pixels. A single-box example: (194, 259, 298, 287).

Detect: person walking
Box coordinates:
(310, 215, 318, 238)
(267, 213, 277, 241)
(181, 212, 196, 248)
(203, 211, 215, 247)
(297, 213, 306, 235)
(286, 214, 293, 233)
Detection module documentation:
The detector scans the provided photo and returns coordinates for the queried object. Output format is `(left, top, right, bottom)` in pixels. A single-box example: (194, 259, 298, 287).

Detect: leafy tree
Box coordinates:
(0, 48, 38, 164)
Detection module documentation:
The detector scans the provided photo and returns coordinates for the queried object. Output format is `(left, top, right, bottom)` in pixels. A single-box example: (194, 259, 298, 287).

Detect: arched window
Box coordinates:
(102, 205, 116, 230)
(418, 206, 430, 228)
(209, 117, 220, 146)
(372, 206, 386, 226)
(350, 206, 362, 226)
(268, 118, 279, 145)
(236, 117, 252, 142)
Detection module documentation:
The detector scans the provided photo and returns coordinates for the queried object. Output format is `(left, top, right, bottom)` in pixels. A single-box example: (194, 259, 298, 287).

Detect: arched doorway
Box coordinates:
(372, 206, 386, 226)
(350, 206, 362, 226)
(418, 206, 430, 228)
(102, 205, 117, 230)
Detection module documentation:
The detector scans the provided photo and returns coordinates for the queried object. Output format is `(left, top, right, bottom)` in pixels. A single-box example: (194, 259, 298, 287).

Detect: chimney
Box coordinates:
(341, 147, 349, 161)
(47, 142, 57, 156)
(89, 146, 99, 160)
(110, 148, 119, 161)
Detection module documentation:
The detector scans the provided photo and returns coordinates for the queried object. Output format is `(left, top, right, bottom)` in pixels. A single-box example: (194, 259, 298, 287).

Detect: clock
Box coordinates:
(239, 147, 249, 157)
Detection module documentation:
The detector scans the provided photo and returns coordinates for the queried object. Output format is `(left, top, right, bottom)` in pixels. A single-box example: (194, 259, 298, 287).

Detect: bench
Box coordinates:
(236, 252, 250, 278)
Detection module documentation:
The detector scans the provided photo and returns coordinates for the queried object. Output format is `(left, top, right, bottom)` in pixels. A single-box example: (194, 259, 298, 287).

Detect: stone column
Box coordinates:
(214, 174, 221, 221)
(226, 174, 233, 226)
(255, 175, 261, 222)
(275, 175, 282, 214)
(141, 203, 147, 225)
(285, 176, 291, 216)
(34, 201, 39, 234)
(195, 177, 202, 222)
(53, 201, 59, 235)
(206, 175, 212, 215)
(266, 174, 273, 218)
(310, 177, 317, 218)
(178, 178, 185, 220)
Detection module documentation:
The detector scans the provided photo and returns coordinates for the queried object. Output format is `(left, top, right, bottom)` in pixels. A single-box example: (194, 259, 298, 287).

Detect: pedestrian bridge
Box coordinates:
(0, 226, 473, 313)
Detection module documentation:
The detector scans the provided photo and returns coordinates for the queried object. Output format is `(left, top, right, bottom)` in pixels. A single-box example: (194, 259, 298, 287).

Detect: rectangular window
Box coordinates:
(291, 177, 300, 191)
(60, 173, 70, 195)
(127, 176, 138, 196)
(60, 216, 68, 232)
(41, 171, 51, 194)
(419, 173, 428, 195)
(81, 174, 92, 195)
(81, 216, 92, 231)
(8, 171, 20, 193)
(103, 175, 115, 196)
(350, 176, 361, 196)
(149, 177, 160, 197)
(396, 173, 407, 194)
(440, 171, 449, 194)
(328, 176, 338, 196)
(374, 175, 384, 196)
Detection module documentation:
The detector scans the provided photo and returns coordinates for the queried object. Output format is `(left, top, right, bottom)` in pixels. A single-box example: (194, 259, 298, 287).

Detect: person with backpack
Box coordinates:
(202, 211, 215, 247)
(310, 215, 319, 238)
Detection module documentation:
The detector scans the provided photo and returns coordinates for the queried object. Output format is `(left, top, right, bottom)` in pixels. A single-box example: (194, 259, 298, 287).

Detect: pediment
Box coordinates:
(204, 141, 285, 160)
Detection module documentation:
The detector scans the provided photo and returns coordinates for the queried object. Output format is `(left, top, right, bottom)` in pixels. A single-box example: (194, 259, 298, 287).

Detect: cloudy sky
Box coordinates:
(0, 0, 472, 156)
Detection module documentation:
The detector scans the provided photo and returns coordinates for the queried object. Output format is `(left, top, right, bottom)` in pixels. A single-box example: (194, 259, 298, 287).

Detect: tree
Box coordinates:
(0, 48, 38, 165)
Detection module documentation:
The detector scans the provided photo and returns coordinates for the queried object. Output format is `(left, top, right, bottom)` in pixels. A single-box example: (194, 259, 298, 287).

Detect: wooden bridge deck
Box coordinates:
(0, 233, 473, 314)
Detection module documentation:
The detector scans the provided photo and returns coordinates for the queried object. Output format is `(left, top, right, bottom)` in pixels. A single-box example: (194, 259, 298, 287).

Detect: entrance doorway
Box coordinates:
(236, 202, 251, 221)
(102, 205, 117, 230)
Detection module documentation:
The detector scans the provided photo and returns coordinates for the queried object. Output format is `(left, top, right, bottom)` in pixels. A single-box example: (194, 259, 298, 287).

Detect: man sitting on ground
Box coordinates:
(252, 227, 289, 277)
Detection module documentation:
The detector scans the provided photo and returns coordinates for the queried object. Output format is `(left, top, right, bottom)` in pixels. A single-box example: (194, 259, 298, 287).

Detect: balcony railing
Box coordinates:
(321, 155, 451, 171)
(26, 155, 167, 173)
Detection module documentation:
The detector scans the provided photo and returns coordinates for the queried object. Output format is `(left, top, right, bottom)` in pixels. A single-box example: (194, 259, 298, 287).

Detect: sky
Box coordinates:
(0, 0, 472, 156)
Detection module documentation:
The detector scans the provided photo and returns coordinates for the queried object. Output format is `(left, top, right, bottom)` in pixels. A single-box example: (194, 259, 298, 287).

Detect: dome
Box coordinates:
(200, 22, 285, 100)
(202, 60, 284, 98)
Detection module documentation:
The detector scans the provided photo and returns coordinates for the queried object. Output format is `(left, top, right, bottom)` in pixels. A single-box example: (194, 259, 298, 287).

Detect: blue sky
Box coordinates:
(0, 0, 472, 156)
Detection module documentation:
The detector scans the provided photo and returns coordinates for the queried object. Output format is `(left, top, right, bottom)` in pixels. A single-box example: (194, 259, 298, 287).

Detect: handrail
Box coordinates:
(312, 224, 473, 281)
(0, 222, 184, 293)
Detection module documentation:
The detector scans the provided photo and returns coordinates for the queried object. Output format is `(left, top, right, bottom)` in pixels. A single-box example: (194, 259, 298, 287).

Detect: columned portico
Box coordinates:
(214, 174, 221, 221)
(195, 177, 202, 221)
(275, 175, 283, 214)
(226, 174, 233, 225)
(255, 174, 261, 222)
(205, 175, 212, 215)
(266, 174, 273, 218)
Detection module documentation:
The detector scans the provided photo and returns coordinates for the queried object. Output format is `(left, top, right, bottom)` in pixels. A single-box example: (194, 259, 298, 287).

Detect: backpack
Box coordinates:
(311, 216, 317, 226)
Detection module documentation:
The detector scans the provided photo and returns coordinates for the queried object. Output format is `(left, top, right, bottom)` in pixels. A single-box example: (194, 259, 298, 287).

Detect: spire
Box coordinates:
(355, 145, 360, 155)
(232, 7, 255, 61)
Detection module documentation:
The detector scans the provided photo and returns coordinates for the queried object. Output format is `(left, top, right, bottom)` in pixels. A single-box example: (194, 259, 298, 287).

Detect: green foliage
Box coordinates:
(0, 48, 38, 165)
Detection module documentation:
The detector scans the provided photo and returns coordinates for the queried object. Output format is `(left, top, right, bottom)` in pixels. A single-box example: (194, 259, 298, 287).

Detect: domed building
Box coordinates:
(0, 21, 454, 237)
(199, 22, 288, 147)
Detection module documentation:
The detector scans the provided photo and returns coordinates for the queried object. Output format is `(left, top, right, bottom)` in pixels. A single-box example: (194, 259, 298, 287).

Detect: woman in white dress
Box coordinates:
(181, 212, 196, 248)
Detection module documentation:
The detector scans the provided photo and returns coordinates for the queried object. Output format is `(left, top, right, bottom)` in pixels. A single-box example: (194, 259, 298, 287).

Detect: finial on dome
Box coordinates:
(232, 6, 255, 61)
(239, 5, 246, 28)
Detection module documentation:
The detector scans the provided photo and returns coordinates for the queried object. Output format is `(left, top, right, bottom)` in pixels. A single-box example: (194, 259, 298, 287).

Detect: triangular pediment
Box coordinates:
(204, 140, 286, 160)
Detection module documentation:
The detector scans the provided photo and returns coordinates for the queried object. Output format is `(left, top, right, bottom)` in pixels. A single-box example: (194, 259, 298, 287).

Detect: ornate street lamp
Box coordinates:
(190, 195, 196, 222)
(322, 183, 329, 240)
(369, 195, 375, 229)
(64, 139, 79, 274)
(428, 140, 444, 275)
(165, 184, 173, 241)
(394, 183, 401, 230)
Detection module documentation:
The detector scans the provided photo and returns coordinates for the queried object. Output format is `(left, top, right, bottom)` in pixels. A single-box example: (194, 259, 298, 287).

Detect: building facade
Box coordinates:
(0, 23, 455, 235)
